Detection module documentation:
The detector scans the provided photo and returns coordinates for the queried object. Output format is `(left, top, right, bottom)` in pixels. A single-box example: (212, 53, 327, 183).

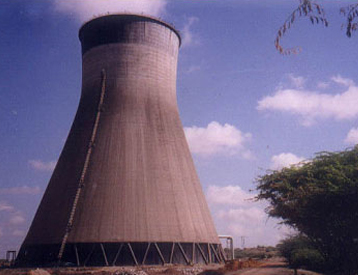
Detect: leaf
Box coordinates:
(275, 0, 328, 55)
(255, 146, 358, 273)
(341, 3, 358, 38)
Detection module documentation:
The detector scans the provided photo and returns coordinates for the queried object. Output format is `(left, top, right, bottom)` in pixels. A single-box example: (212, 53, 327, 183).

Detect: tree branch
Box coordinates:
(275, 0, 328, 55)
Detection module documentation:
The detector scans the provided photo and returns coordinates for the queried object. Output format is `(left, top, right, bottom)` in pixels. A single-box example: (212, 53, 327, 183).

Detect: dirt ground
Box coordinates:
(0, 265, 211, 275)
(203, 258, 322, 275)
(226, 259, 322, 275)
(0, 258, 322, 275)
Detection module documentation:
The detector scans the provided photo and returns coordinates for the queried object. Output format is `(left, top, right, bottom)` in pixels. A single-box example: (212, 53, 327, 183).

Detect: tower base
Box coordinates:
(16, 242, 225, 267)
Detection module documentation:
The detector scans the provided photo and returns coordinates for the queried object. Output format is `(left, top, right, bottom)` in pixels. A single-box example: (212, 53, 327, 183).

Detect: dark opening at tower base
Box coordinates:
(16, 242, 225, 267)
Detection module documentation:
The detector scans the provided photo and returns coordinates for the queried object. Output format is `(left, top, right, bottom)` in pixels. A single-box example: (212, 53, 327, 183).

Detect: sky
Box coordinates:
(0, 0, 357, 258)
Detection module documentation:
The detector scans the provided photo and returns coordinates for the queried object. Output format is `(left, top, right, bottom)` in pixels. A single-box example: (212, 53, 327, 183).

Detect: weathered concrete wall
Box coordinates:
(18, 15, 220, 264)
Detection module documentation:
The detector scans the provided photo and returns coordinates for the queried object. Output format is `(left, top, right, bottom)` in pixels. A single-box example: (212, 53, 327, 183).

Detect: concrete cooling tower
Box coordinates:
(16, 14, 224, 267)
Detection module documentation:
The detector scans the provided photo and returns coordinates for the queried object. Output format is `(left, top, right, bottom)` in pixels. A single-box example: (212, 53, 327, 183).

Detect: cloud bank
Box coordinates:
(53, 0, 167, 22)
(288, 74, 306, 89)
(0, 201, 27, 252)
(0, 202, 14, 212)
(181, 17, 199, 48)
(9, 215, 26, 226)
(184, 121, 252, 158)
(331, 75, 355, 87)
(207, 185, 292, 247)
(29, 160, 57, 172)
(207, 185, 252, 206)
(0, 186, 41, 195)
(270, 153, 305, 170)
(258, 75, 358, 126)
(345, 127, 358, 145)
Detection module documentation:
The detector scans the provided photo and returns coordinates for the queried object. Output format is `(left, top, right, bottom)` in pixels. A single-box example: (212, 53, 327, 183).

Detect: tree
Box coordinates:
(276, 0, 358, 55)
(277, 235, 324, 274)
(256, 146, 358, 274)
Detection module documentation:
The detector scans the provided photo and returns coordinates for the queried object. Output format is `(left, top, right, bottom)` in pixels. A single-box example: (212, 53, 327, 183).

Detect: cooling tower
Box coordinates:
(16, 14, 223, 267)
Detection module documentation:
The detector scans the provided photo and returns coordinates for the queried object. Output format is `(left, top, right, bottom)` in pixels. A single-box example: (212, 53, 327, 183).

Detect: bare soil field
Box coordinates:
(0, 265, 213, 275)
(227, 259, 322, 275)
(0, 258, 321, 275)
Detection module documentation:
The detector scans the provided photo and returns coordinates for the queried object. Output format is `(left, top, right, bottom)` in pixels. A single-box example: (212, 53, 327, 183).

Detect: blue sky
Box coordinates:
(0, 0, 357, 257)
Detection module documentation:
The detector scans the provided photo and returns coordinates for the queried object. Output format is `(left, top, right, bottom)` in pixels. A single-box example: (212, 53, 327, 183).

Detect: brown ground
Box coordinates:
(226, 258, 322, 275)
(0, 265, 210, 275)
(0, 258, 322, 275)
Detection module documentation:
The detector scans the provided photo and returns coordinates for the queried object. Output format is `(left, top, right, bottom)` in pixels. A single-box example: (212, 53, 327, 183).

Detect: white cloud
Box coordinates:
(257, 76, 358, 126)
(181, 17, 199, 48)
(184, 121, 252, 157)
(207, 185, 253, 206)
(12, 230, 25, 237)
(317, 81, 330, 89)
(345, 127, 358, 145)
(217, 207, 265, 225)
(218, 207, 267, 225)
(216, 208, 266, 238)
(9, 215, 25, 225)
(186, 65, 201, 74)
(53, 0, 167, 22)
(270, 153, 305, 170)
(0, 186, 41, 195)
(206, 185, 293, 247)
(288, 74, 305, 89)
(331, 75, 355, 87)
(28, 160, 56, 172)
(317, 75, 353, 90)
(0, 202, 14, 212)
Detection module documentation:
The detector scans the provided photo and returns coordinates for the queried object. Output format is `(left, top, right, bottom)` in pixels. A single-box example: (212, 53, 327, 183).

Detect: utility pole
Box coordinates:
(240, 236, 248, 249)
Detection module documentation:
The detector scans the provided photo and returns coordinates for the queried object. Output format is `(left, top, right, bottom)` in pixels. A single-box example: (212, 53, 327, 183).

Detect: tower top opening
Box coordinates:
(79, 14, 181, 55)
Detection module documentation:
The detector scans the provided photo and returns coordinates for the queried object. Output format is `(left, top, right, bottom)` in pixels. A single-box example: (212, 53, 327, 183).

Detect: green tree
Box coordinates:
(277, 235, 324, 273)
(256, 146, 358, 274)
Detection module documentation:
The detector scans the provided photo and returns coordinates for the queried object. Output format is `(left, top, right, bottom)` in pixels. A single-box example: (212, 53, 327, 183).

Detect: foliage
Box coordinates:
(275, 0, 358, 55)
(291, 248, 324, 270)
(277, 235, 324, 271)
(275, 0, 328, 55)
(0, 260, 11, 268)
(234, 246, 278, 260)
(341, 3, 358, 37)
(256, 146, 358, 274)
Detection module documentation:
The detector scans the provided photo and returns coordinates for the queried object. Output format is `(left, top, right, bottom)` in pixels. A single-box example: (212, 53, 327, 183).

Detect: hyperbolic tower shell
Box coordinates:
(17, 14, 223, 267)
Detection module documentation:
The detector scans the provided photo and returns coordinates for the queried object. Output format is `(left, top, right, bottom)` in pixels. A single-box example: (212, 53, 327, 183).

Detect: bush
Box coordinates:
(256, 147, 358, 274)
(291, 248, 325, 271)
(234, 246, 278, 260)
(277, 235, 324, 272)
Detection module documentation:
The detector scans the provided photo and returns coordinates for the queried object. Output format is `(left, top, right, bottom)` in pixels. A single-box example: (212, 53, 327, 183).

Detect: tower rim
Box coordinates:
(79, 13, 181, 47)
